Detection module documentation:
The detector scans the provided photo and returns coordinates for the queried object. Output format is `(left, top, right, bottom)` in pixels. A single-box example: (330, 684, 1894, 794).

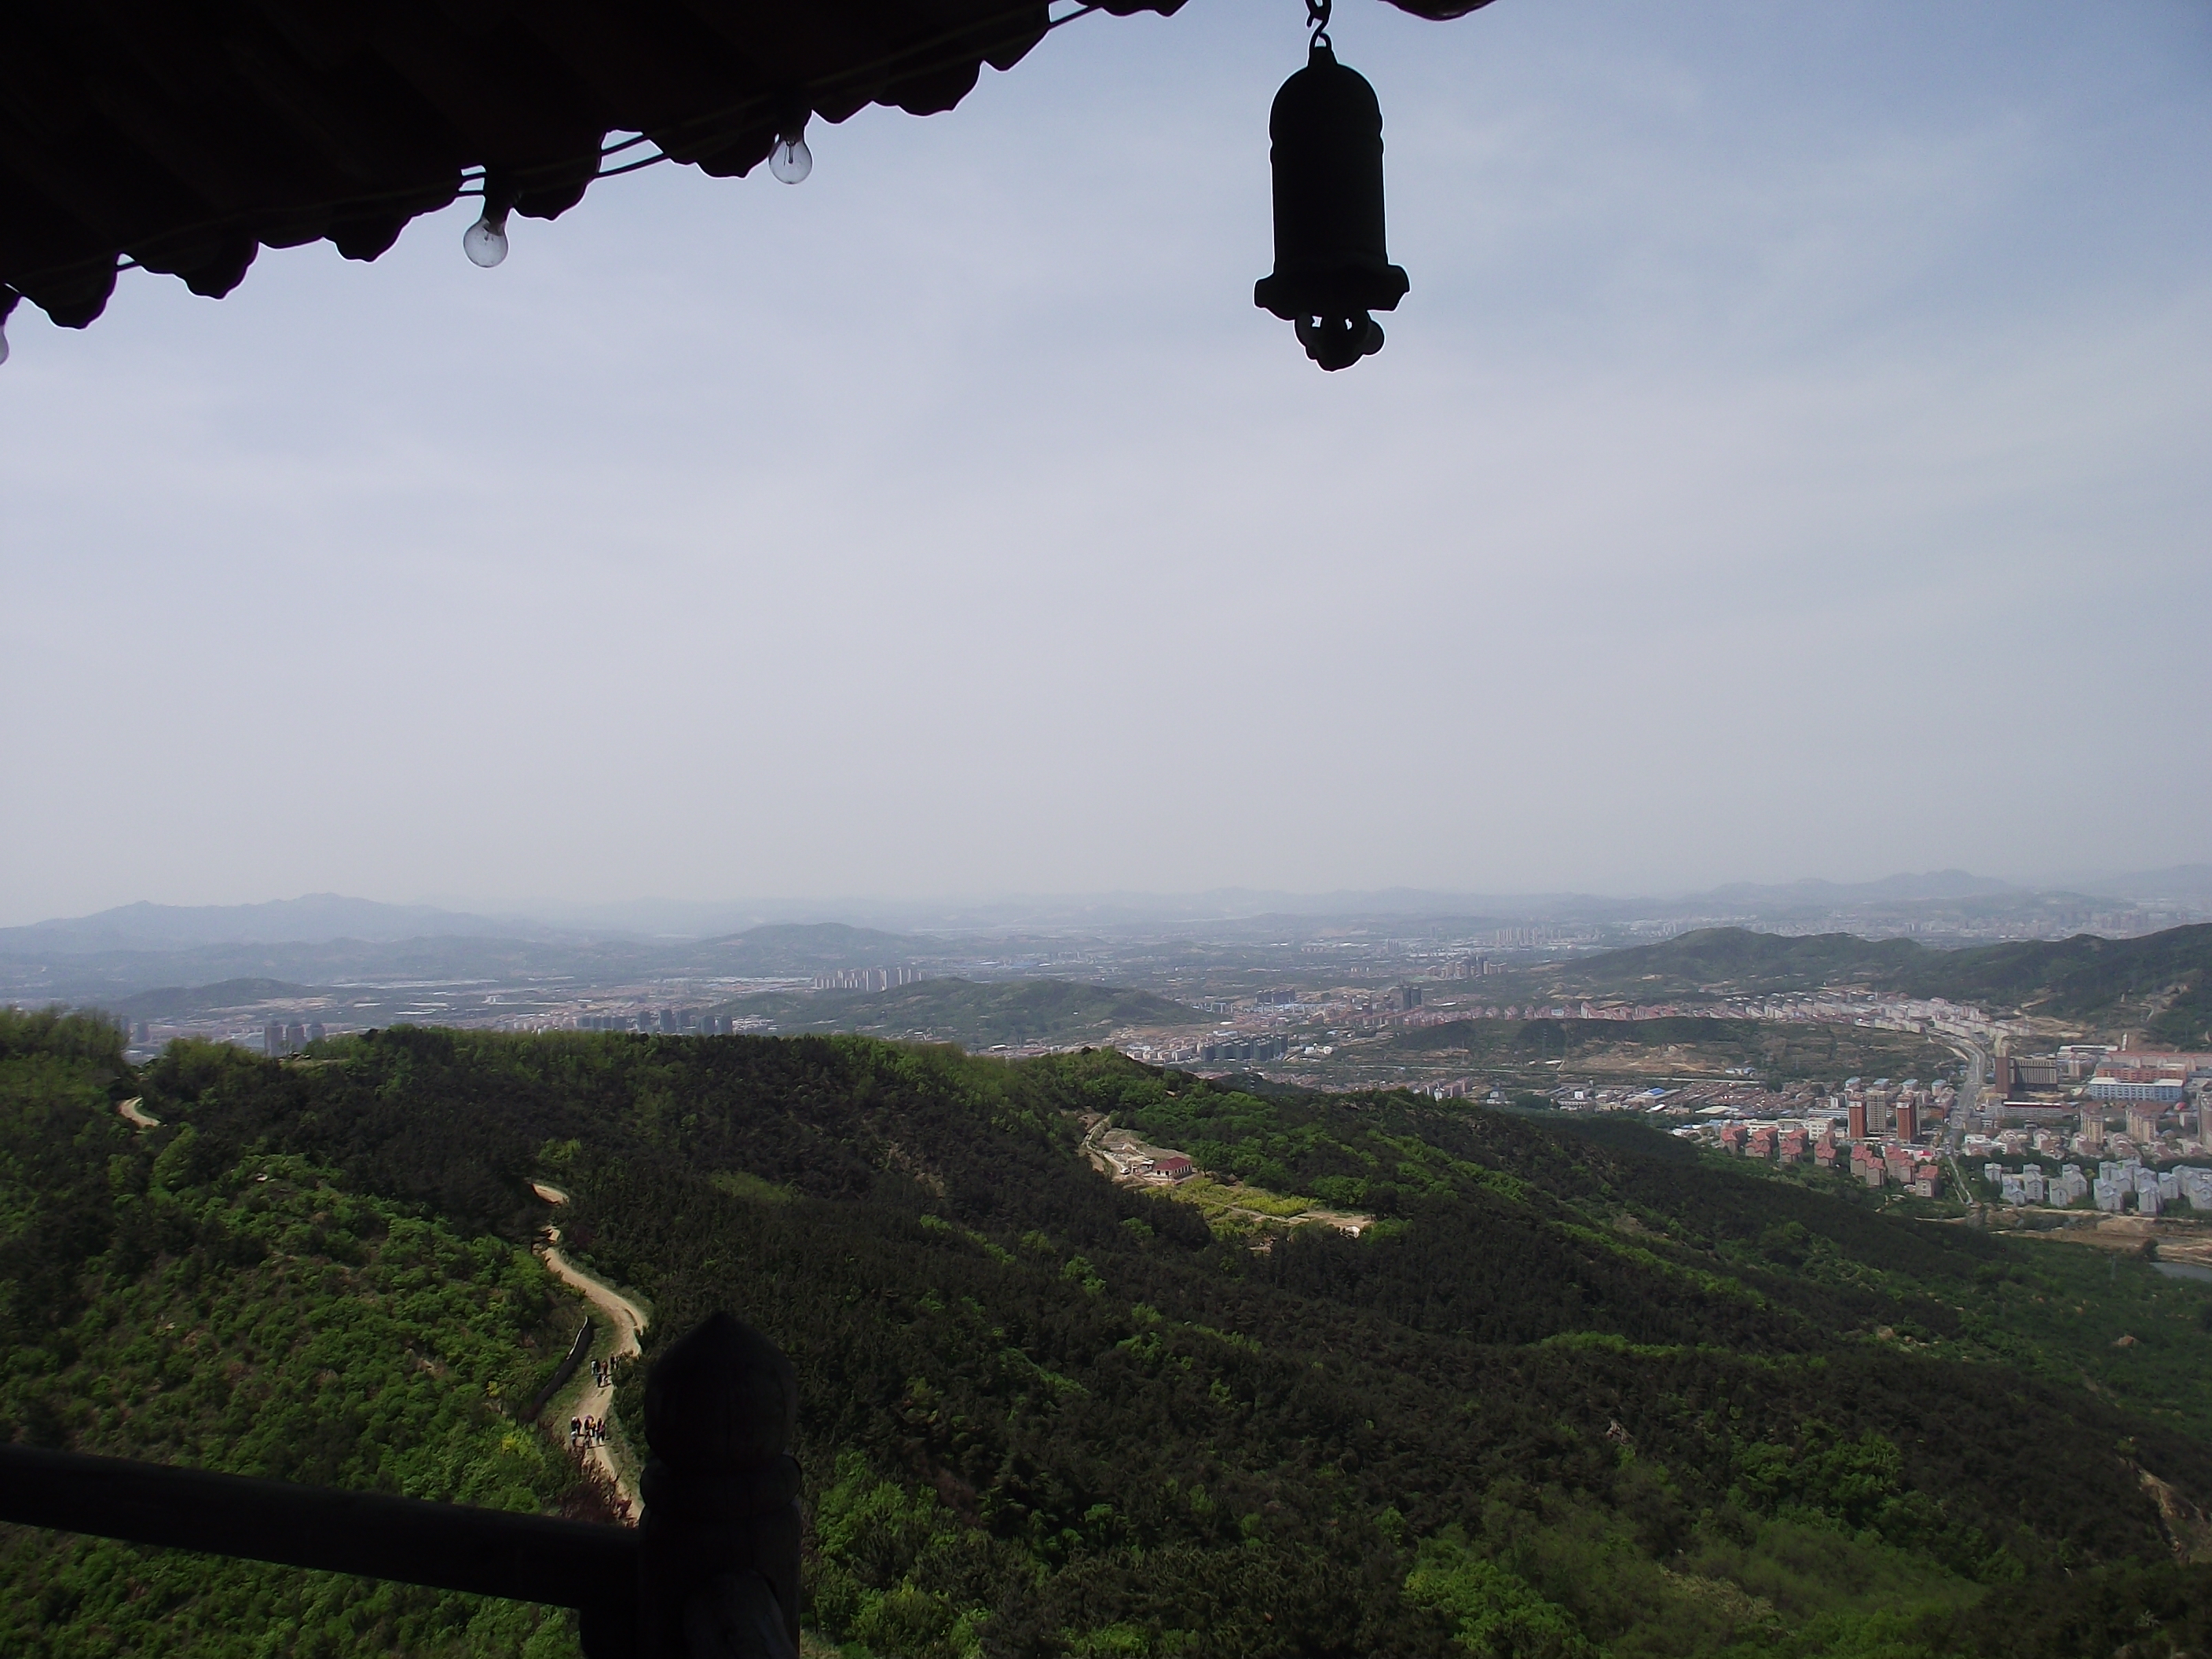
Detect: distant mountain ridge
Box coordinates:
(0, 919, 961, 1002)
(0, 894, 537, 953)
(12, 867, 2201, 957)
(0, 935, 624, 1001)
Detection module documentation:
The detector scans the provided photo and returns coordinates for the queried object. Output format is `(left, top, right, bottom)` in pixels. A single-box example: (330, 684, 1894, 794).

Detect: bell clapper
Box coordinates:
(1295, 313, 1384, 372)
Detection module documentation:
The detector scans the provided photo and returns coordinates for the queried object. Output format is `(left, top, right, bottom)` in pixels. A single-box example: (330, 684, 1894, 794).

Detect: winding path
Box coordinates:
(530, 1181, 647, 1514)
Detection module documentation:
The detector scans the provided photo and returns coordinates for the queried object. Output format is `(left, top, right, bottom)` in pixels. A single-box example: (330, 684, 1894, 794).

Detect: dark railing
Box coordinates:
(0, 1312, 800, 1659)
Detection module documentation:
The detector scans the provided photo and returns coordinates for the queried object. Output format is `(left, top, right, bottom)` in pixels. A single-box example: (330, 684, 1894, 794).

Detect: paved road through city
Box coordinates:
(1940, 1038, 1990, 1208)
(1946, 1038, 1990, 1148)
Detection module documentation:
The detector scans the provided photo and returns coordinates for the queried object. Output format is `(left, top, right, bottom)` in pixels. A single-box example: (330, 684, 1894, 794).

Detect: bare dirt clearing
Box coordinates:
(1080, 1118, 1372, 1237)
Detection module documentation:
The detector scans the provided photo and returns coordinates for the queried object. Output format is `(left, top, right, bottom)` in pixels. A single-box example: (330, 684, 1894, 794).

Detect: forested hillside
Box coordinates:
(1893, 925, 2212, 1047)
(0, 1010, 599, 1658)
(1554, 924, 2212, 1043)
(11, 1014, 2212, 1656)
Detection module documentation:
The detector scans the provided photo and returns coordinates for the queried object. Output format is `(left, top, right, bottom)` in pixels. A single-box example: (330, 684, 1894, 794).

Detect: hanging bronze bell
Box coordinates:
(1254, 36, 1408, 372)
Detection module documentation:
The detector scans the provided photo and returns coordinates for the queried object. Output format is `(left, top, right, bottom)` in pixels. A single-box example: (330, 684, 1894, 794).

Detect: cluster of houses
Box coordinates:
(1709, 1117, 1945, 1196)
(1985, 1163, 2090, 1207)
(1980, 1157, 2212, 1215)
(1844, 1141, 1945, 1198)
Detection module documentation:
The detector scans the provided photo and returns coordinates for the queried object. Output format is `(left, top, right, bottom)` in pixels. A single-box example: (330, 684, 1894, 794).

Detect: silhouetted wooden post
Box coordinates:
(636, 1312, 803, 1659)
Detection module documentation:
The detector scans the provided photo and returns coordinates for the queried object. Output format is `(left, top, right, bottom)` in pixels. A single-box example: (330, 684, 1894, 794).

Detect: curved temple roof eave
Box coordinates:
(0, 0, 1488, 331)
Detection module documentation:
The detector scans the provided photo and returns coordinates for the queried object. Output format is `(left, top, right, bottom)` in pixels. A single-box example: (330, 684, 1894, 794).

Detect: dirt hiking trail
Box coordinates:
(531, 1181, 647, 1514)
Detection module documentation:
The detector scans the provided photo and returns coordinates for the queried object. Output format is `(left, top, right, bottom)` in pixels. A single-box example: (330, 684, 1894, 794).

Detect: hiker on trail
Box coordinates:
(569, 1416, 580, 1445)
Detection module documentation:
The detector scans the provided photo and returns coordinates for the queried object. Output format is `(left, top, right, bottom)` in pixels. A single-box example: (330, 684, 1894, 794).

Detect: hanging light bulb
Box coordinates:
(464, 172, 516, 268)
(770, 117, 812, 185)
(463, 206, 510, 267)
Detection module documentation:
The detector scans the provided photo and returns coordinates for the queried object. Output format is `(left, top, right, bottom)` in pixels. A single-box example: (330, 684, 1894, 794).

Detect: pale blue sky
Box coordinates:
(2, 0, 2207, 925)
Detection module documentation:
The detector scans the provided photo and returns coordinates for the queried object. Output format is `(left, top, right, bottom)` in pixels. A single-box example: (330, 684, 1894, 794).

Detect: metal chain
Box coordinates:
(1306, 0, 1331, 51)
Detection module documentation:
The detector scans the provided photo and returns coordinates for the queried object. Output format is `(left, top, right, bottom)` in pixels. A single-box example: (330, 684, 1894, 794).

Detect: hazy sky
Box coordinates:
(3, 0, 2207, 927)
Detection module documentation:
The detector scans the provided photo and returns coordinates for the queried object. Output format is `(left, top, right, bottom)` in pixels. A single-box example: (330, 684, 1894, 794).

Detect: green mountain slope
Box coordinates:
(0, 1011, 600, 1659)
(722, 976, 1200, 1047)
(16, 1016, 2212, 1656)
(1895, 925, 2212, 1045)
